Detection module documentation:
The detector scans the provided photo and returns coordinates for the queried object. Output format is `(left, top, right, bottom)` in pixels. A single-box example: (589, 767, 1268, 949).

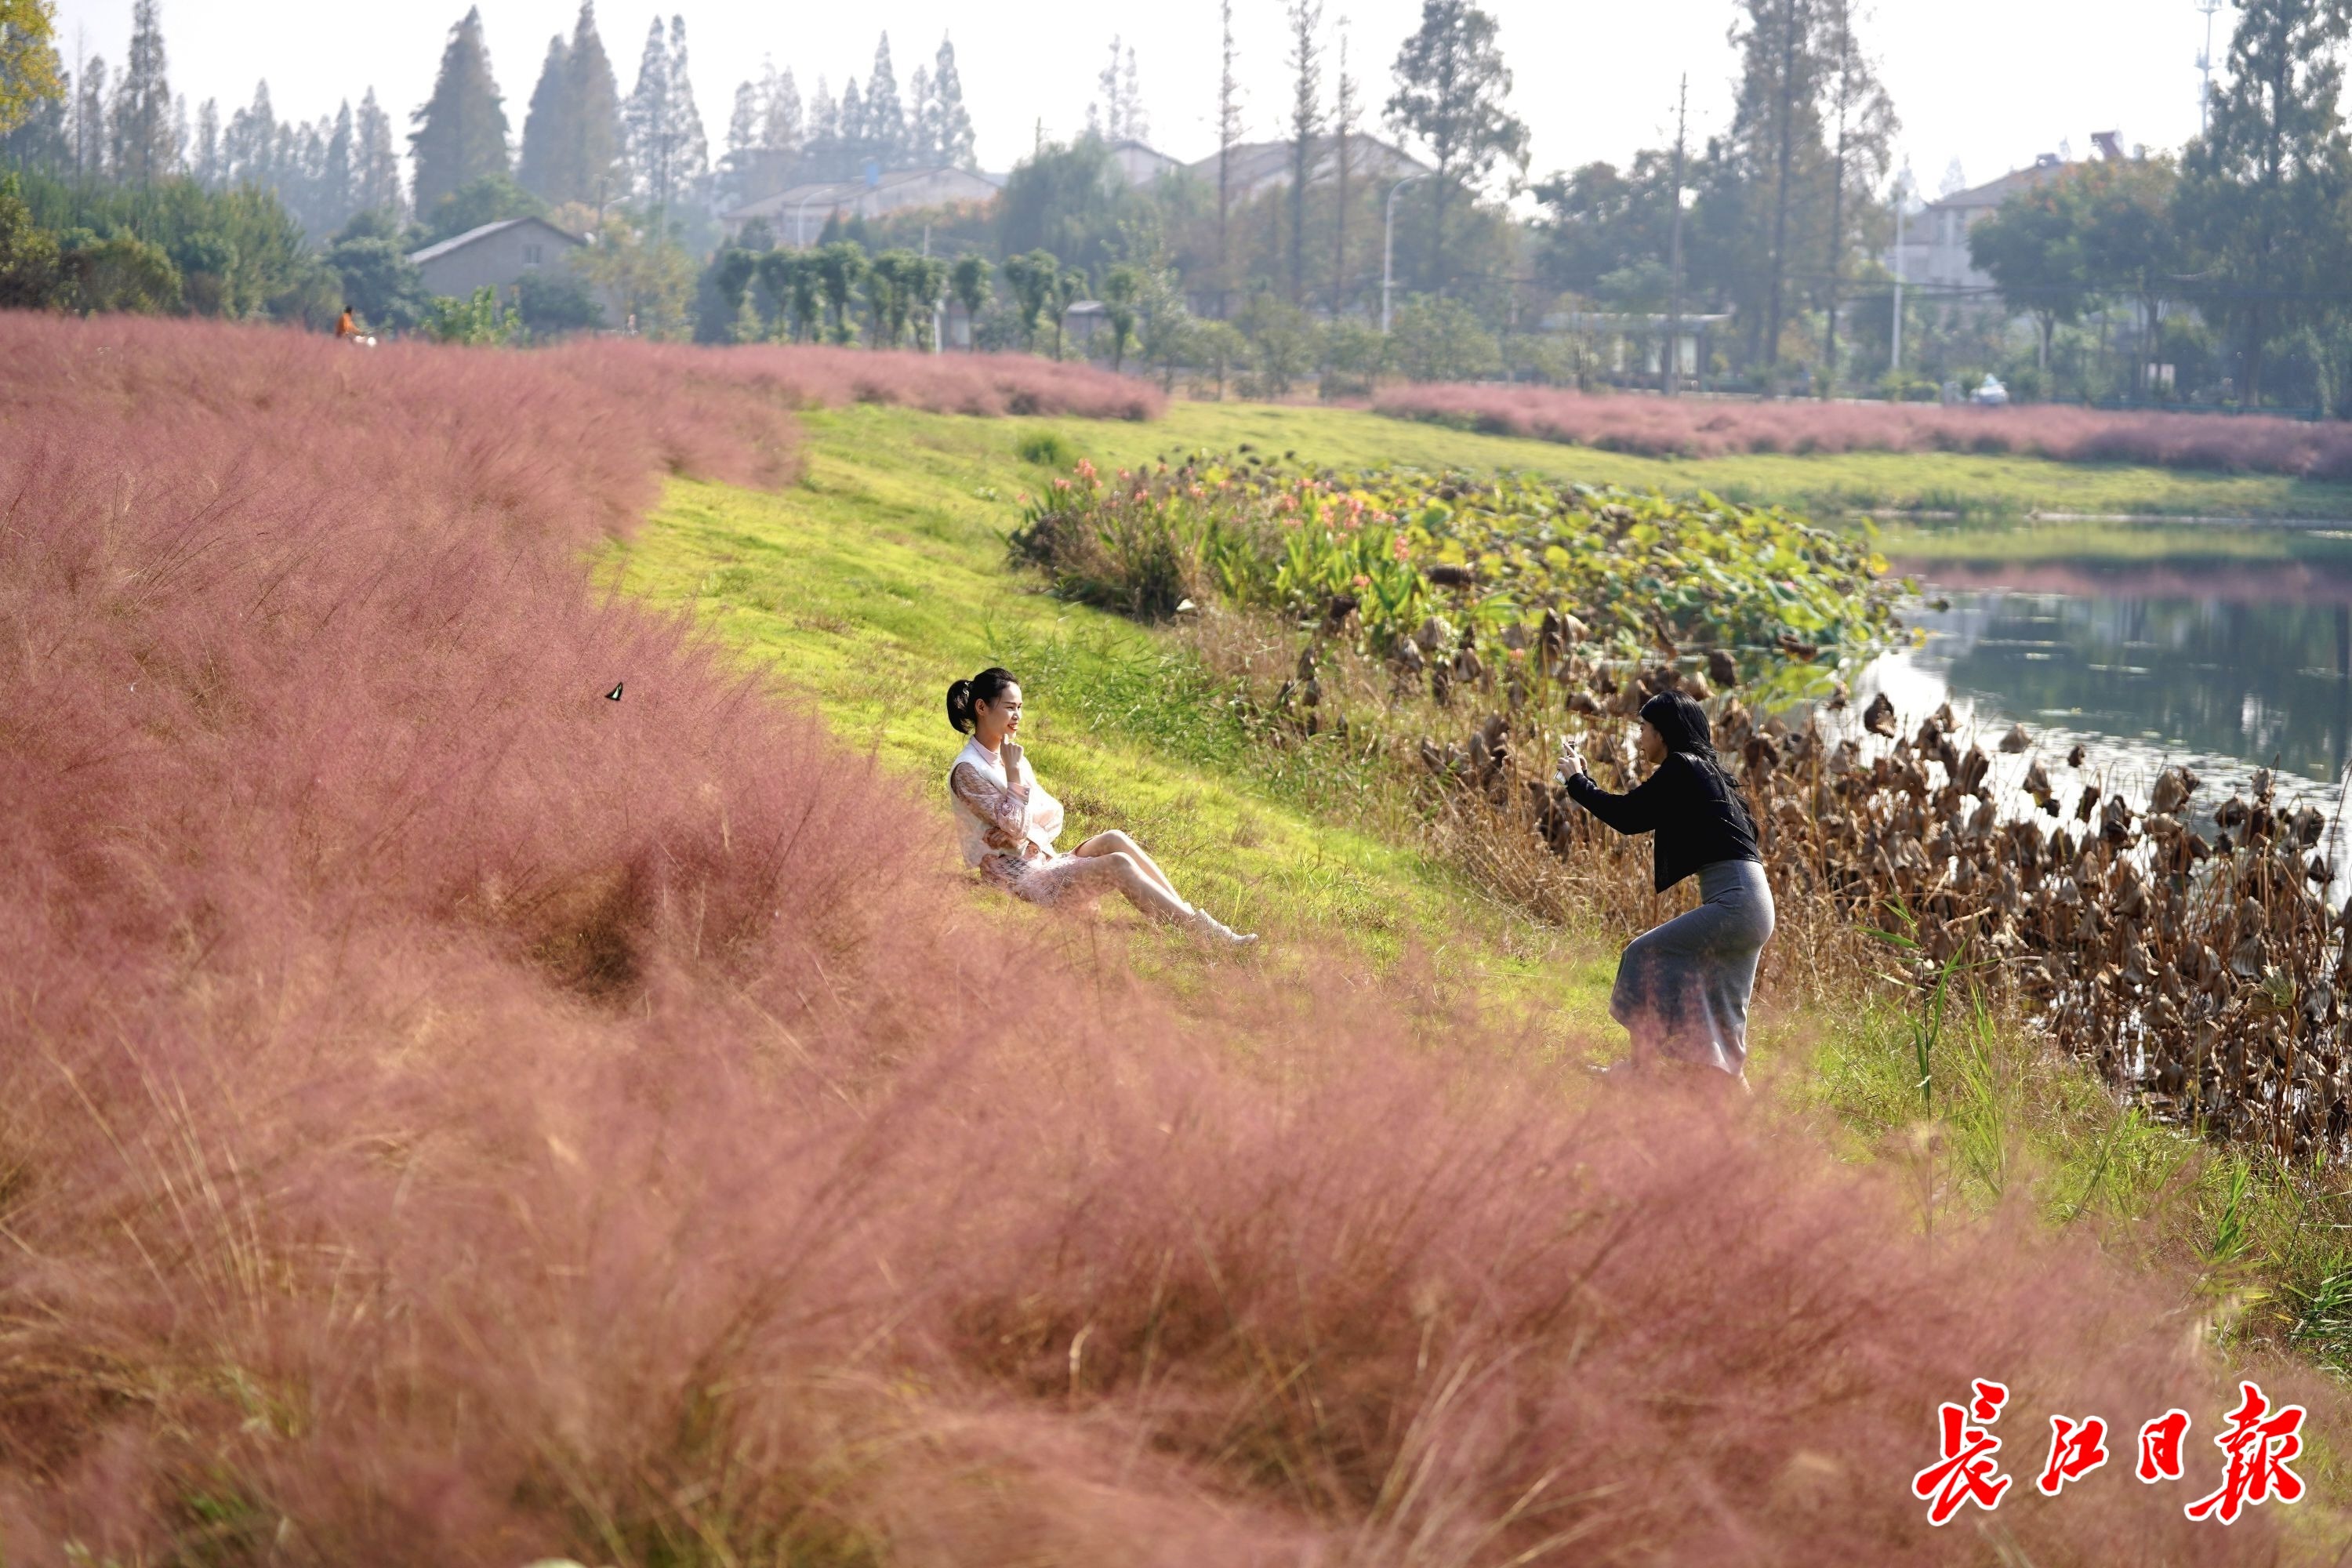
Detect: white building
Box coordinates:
(1106, 140, 1184, 187)
(721, 166, 1003, 248)
(1185, 134, 1428, 201)
(1879, 136, 2136, 293)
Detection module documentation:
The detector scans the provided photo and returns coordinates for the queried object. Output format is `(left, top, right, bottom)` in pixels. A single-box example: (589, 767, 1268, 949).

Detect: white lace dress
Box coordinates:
(946, 736, 1109, 908)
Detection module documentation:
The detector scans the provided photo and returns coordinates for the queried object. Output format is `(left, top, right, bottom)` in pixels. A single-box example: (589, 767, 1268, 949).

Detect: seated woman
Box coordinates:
(1557, 690, 1774, 1091)
(946, 666, 1256, 945)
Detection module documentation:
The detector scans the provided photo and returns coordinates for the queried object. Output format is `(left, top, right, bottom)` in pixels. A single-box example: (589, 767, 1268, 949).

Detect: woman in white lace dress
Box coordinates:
(946, 667, 1255, 944)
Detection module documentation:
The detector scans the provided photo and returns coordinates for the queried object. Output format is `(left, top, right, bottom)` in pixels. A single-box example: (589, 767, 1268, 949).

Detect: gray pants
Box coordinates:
(1611, 858, 1776, 1076)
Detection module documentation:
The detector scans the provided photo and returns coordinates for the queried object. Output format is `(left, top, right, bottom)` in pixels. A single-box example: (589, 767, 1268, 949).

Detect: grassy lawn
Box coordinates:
(597, 405, 1623, 1042)
(601, 400, 2352, 1403)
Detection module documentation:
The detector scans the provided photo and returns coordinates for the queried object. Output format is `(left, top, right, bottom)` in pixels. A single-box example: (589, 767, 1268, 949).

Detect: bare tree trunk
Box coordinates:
(1821, 0, 1849, 401)
(1665, 74, 1686, 397)
(1763, 0, 1803, 396)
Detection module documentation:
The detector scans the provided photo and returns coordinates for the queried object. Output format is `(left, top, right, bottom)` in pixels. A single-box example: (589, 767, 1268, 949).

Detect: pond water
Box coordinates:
(1846, 543, 2352, 868)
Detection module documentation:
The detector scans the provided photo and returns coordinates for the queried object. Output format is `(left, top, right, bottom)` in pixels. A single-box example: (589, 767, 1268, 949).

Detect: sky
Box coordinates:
(51, 0, 2225, 201)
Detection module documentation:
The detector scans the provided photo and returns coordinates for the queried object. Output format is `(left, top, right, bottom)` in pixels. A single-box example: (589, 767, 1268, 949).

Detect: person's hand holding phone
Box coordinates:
(1556, 735, 1585, 784)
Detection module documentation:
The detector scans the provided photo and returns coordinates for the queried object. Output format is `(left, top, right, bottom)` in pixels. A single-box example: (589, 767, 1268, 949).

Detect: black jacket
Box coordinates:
(1566, 751, 1762, 894)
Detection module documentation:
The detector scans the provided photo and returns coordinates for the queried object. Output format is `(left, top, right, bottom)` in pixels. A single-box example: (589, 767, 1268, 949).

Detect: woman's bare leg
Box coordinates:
(1064, 851, 1193, 924)
(1074, 830, 1185, 905)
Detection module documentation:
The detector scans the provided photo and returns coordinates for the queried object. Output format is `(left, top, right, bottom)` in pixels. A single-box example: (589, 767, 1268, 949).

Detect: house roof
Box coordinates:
(406, 216, 586, 266)
(727, 167, 997, 221)
(1185, 134, 1428, 188)
(1926, 159, 2072, 213)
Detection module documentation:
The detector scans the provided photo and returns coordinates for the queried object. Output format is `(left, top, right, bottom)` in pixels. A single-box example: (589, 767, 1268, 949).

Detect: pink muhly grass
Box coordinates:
(0, 314, 2333, 1566)
(1377, 381, 2352, 483)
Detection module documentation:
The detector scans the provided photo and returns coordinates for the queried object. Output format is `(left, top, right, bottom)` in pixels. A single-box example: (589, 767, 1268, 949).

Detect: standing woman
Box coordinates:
(945, 666, 1257, 944)
(1557, 690, 1773, 1088)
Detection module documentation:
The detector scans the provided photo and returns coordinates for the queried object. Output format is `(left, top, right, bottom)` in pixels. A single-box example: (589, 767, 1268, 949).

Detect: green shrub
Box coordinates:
(1014, 429, 1076, 467)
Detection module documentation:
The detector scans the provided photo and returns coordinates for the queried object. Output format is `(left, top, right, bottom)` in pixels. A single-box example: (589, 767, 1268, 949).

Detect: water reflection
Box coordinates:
(1853, 556, 2352, 839)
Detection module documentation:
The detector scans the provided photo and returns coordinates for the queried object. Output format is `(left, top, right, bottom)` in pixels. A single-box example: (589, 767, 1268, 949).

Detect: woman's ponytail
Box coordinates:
(946, 666, 1018, 734)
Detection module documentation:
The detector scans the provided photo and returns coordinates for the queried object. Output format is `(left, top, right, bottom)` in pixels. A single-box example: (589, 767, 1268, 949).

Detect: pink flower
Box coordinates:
(1053, 477, 1071, 490)
(1015, 492, 1030, 504)
(1392, 536, 1411, 561)
(1352, 574, 1370, 590)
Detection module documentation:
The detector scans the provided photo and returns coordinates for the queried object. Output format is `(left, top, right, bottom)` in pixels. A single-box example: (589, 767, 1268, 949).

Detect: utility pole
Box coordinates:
(1664, 74, 1687, 397)
(2195, 0, 2223, 137)
(1891, 166, 1911, 374)
(1822, 0, 1853, 401)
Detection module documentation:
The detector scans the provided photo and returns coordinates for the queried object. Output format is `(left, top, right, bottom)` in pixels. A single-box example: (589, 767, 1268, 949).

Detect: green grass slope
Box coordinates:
(597, 405, 1623, 1038)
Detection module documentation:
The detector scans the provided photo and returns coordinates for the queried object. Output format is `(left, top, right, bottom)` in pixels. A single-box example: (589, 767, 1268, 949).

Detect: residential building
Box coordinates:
(1185, 134, 1428, 201)
(1106, 139, 1184, 187)
(408, 216, 592, 300)
(721, 166, 1002, 247)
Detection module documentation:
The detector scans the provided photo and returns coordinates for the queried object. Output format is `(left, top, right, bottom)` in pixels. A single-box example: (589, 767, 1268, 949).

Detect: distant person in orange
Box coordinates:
(335, 304, 359, 339)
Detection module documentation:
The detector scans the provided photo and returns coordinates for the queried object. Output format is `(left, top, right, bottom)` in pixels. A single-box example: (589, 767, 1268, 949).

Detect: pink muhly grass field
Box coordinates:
(1378, 381, 2352, 483)
(0, 314, 2332, 1565)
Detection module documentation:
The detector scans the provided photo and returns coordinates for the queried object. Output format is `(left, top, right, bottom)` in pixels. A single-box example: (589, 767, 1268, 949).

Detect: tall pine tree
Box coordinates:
(353, 87, 405, 216)
(931, 35, 974, 169)
(517, 32, 572, 199)
(112, 0, 175, 183)
(408, 7, 510, 216)
(1286, 0, 1323, 306)
(866, 34, 903, 165)
(626, 14, 707, 224)
(906, 64, 934, 162)
(561, 2, 625, 213)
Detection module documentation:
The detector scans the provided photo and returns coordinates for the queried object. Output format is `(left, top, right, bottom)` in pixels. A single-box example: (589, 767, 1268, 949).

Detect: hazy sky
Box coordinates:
(52, 0, 2223, 199)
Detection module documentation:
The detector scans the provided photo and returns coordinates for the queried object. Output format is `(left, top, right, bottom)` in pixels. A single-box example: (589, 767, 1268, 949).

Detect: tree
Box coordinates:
(931, 35, 975, 169)
(1388, 291, 1500, 379)
(2176, 0, 2352, 405)
(1816, 0, 1896, 394)
(813, 239, 867, 343)
(1102, 260, 1143, 370)
(949, 252, 992, 350)
(1385, 0, 1528, 292)
(865, 34, 903, 165)
(111, 0, 172, 183)
(0, 172, 60, 305)
(757, 246, 818, 339)
(1001, 247, 1058, 349)
(1969, 182, 2090, 385)
(2069, 157, 2183, 398)
(1285, 0, 1323, 308)
(626, 14, 707, 229)
(0, 0, 62, 137)
(409, 8, 509, 216)
(1088, 38, 1145, 142)
(517, 33, 571, 199)
(420, 170, 543, 244)
(1331, 17, 1356, 312)
(1237, 293, 1314, 392)
(327, 230, 430, 329)
(517, 267, 603, 335)
(1216, 0, 1243, 315)
(996, 137, 1130, 272)
(74, 54, 106, 180)
(352, 88, 404, 216)
(557, 2, 626, 213)
(574, 211, 692, 336)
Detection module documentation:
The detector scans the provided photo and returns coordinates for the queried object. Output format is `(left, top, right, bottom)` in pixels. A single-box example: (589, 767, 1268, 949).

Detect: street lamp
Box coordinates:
(1381, 169, 1432, 335)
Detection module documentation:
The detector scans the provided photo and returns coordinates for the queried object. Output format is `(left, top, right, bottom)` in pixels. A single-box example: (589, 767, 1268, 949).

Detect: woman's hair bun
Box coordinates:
(947, 666, 1017, 734)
